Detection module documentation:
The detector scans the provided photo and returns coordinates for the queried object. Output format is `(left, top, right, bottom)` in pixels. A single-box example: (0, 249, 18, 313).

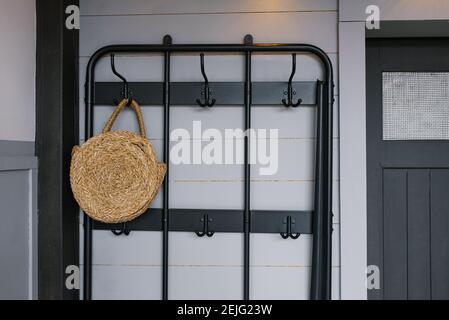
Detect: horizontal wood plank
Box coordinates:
(81, 0, 337, 16)
(80, 12, 338, 56)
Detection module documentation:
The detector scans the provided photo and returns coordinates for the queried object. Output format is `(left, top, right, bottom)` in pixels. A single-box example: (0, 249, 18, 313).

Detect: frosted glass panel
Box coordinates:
(383, 72, 449, 140)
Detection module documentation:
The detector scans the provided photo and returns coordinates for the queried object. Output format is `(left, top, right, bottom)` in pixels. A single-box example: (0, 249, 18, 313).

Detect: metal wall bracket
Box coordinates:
(94, 81, 317, 106)
(92, 209, 313, 234)
(195, 213, 215, 237)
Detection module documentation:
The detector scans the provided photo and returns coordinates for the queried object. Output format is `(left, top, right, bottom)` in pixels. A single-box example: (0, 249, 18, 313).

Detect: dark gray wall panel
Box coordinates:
(0, 170, 31, 299)
(0, 141, 34, 157)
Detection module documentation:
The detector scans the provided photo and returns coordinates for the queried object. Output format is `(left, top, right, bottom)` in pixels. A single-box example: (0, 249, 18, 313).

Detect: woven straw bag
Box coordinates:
(70, 99, 166, 223)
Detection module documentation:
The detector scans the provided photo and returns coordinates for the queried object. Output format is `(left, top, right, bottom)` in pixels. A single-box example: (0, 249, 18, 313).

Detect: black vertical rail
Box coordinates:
(310, 80, 332, 300)
(162, 35, 172, 300)
(311, 81, 324, 299)
(243, 34, 253, 300)
(83, 62, 95, 301)
(324, 80, 334, 299)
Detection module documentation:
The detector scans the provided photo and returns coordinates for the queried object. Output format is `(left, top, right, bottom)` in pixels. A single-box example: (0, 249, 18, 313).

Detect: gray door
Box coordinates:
(367, 38, 449, 300)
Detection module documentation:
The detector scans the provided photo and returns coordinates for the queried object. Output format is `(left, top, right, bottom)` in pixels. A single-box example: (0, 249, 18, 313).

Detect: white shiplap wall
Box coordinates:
(79, 0, 340, 300)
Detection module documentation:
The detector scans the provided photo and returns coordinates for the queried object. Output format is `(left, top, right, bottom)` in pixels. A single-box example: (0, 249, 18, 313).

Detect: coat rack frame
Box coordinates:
(83, 34, 334, 301)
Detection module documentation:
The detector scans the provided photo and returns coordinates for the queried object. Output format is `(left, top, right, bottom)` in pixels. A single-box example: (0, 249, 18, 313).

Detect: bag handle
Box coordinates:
(102, 99, 146, 137)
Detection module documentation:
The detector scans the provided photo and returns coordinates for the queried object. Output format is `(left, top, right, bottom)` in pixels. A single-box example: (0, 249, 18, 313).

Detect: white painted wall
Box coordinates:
(0, 0, 36, 142)
(0, 0, 37, 300)
(79, 0, 340, 300)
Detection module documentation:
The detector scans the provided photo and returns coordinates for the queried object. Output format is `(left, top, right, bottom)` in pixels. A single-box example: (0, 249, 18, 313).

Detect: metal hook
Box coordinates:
(110, 54, 132, 106)
(280, 216, 300, 239)
(196, 54, 216, 108)
(111, 222, 131, 236)
(195, 214, 215, 237)
(282, 54, 302, 108)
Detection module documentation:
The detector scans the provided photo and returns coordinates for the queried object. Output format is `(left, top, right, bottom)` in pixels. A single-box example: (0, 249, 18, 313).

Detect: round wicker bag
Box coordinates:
(70, 99, 166, 223)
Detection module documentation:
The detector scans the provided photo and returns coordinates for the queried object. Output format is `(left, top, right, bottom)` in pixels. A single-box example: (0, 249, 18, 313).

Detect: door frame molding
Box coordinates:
(338, 20, 367, 300)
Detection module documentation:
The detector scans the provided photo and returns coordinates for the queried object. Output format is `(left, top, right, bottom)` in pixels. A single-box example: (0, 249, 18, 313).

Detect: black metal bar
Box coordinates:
(310, 81, 324, 299)
(83, 214, 92, 300)
(87, 43, 335, 55)
(94, 81, 317, 106)
(243, 34, 253, 301)
(83, 50, 96, 302)
(310, 80, 333, 300)
(327, 65, 334, 301)
(325, 79, 334, 299)
(83, 38, 333, 300)
(162, 35, 172, 301)
(92, 209, 313, 234)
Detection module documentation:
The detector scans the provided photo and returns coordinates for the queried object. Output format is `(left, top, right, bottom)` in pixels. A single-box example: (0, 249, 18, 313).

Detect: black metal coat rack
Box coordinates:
(83, 35, 334, 300)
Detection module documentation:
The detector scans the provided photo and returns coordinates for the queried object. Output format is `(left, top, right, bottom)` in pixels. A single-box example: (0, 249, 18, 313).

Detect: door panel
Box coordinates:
(367, 39, 449, 300)
(430, 170, 449, 299)
(0, 170, 32, 299)
(383, 169, 407, 299)
(380, 168, 449, 299)
(407, 170, 431, 300)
